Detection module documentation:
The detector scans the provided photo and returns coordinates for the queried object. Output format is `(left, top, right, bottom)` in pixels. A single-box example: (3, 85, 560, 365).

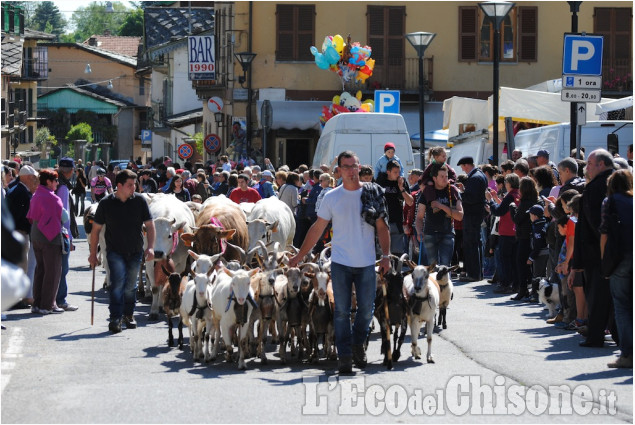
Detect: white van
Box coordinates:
(312, 113, 416, 174)
(446, 129, 495, 172)
(513, 120, 633, 164)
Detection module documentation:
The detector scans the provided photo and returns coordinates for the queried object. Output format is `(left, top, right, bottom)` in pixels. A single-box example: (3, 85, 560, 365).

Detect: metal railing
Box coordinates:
(404, 56, 434, 92)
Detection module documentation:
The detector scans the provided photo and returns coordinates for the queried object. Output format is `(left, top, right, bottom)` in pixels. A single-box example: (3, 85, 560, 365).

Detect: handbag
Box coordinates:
(61, 227, 71, 255)
(601, 197, 623, 278)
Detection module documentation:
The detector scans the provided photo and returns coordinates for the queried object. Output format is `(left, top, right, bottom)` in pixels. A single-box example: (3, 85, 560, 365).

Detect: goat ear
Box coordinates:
(161, 265, 170, 277)
(427, 261, 437, 272)
(188, 249, 199, 260)
(181, 233, 194, 247)
(270, 220, 279, 233)
(223, 267, 234, 277)
(249, 268, 260, 277)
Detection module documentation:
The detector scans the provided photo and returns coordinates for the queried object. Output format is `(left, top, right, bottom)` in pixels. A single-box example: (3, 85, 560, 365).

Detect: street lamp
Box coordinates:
(214, 111, 224, 126)
(234, 51, 256, 157)
(568, 1, 582, 158)
(478, 1, 514, 166)
(406, 31, 436, 169)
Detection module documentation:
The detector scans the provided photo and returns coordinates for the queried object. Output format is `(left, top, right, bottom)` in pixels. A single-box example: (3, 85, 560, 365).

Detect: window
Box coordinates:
(459, 6, 537, 62)
(139, 77, 145, 96)
(276, 4, 315, 61)
(595, 8, 632, 90)
(367, 5, 405, 89)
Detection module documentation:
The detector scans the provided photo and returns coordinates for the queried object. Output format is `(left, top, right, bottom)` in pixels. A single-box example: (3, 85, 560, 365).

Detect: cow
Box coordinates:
(247, 197, 296, 253)
(144, 193, 196, 320)
(181, 195, 249, 262)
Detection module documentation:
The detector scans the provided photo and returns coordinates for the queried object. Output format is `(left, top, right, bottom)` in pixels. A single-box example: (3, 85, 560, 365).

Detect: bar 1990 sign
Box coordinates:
(188, 35, 215, 81)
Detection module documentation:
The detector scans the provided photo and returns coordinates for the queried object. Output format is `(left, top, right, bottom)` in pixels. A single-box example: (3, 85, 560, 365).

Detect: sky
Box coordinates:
(50, 0, 134, 31)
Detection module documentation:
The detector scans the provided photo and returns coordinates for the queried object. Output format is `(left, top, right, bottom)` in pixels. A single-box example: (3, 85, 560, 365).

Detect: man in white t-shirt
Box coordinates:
(289, 151, 391, 374)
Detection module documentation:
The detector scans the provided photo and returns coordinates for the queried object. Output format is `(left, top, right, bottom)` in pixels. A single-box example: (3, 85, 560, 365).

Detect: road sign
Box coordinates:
(204, 134, 221, 153)
(561, 89, 601, 103)
(188, 35, 215, 81)
(562, 75, 602, 89)
(178, 144, 193, 159)
(562, 34, 603, 76)
(207, 97, 223, 113)
(374, 90, 400, 114)
(576, 103, 587, 126)
(141, 129, 152, 147)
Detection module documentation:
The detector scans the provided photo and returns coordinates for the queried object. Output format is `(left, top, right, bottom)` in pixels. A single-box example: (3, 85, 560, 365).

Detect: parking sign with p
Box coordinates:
(374, 90, 400, 114)
(563, 34, 603, 76)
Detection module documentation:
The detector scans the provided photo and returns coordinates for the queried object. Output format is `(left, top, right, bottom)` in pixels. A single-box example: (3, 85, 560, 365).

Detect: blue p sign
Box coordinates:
(374, 90, 400, 114)
(563, 34, 603, 76)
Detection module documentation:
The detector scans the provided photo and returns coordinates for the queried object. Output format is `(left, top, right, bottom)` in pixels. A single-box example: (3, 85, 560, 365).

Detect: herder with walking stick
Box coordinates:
(88, 169, 155, 333)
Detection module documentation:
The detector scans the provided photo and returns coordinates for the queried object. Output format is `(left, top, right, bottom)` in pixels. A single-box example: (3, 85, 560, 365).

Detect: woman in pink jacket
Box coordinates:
(27, 169, 68, 314)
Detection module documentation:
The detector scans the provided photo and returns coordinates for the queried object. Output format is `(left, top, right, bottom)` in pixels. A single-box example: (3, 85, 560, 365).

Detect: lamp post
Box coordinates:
(568, 1, 582, 158)
(478, 1, 514, 166)
(234, 52, 256, 157)
(406, 31, 436, 169)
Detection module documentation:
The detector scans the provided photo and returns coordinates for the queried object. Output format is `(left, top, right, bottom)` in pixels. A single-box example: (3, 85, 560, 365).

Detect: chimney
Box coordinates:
(88, 37, 97, 46)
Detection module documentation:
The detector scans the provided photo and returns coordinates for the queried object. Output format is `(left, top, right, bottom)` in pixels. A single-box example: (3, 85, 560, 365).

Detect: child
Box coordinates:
(555, 195, 586, 330)
(527, 204, 549, 302)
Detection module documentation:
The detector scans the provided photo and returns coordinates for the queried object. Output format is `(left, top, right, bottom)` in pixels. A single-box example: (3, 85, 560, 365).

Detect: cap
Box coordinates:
(527, 204, 544, 217)
(384, 142, 395, 152)
(59, 157, 74, 168)
(18, 165, 37, 176)
(97, 168, 106, 175)
(262, 170, 273, 178)
(488, 155, 494, 161)
(537, 149, 550, 158)
(456, 156, 474, 166)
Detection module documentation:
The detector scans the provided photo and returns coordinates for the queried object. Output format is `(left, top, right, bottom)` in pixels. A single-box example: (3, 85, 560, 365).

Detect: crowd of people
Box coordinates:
(1, 142, 632, 370)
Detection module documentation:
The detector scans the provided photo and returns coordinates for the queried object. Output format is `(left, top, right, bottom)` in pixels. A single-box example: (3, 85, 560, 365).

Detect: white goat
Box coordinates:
(431, 265, 458, 329)
(404, 264, 439, 363)
(179, 268, 216, 361)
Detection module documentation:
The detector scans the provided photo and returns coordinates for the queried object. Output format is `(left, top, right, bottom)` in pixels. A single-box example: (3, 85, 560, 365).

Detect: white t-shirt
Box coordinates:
(317, 185, 376, 267)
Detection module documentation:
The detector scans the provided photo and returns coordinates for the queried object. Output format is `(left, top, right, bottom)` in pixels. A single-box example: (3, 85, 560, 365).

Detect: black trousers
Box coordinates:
(462, 214, 483, 279)
(584, 266, 616, 344)
(515, 238, 532, 296)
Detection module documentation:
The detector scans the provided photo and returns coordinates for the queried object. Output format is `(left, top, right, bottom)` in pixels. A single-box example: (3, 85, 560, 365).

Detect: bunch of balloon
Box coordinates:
(310, 34, 375, 91)
(319, 90, 375, 128)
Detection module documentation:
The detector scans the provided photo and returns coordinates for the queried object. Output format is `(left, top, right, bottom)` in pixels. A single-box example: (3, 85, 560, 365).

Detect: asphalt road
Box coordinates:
(1, 213, 632, 423)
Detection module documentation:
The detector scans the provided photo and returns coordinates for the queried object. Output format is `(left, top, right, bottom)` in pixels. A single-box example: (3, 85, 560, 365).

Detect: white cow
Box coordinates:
(144, 194, 196, 320)
(247, 197, 296, 252)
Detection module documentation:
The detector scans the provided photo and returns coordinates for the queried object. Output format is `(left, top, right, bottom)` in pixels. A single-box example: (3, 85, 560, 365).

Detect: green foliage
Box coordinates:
(30, 1, 66, 37)
(69, 1, 129, 41)
(67, 122, 94, 144)
(192, 132, 204, 156)
(35, 127, 58, 147)
(118, 7, 143, 36)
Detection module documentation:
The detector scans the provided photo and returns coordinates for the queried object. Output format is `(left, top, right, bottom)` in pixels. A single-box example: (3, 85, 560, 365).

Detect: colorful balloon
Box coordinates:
(310, 46, 330, 70)
(332, 34, 345, 55)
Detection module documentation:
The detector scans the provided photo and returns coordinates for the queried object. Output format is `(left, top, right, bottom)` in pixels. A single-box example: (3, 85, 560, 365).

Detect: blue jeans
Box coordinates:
(423, 233, 454, 266)
(481, 225, 495, 277)
(330, 262, 376, 358)
(106, 251, 143, 320)
(609, 257, 633, 358)
(56, 252, 70, 306)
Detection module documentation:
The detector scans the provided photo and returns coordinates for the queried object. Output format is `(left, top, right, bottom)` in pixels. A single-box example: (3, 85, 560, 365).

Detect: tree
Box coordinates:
(30, 1, 66, 37)
(69, 1, 129, 41)
(191, 132, 204, 156)
(118, 7, 143, 36)
(66, 123, 94, 144)
(34, 127, 58, 147)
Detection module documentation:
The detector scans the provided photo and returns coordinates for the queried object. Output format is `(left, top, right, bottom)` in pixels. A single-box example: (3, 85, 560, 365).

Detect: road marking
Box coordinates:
(1, 327, 24, 393)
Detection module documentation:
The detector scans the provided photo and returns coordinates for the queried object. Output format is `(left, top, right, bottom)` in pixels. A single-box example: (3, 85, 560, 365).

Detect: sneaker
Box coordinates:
(338, 356, 353, 374)
(60, 304, 79, 311)
(352, 344, 367, 369)
(50, 307, 64, 314)
(109, 318, 122, 334)
(123, 315, 137, 329)
(608, 356, 632, 369)
(546, 313, 564, 324)
(36, 308, 51, 315)
(31, 306, 39, 314)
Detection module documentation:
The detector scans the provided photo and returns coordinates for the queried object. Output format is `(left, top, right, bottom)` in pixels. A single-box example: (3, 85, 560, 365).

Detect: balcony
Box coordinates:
(22, 49, 49, 80)
(404, 56, 434, 92)
(603, 60, 632, 96)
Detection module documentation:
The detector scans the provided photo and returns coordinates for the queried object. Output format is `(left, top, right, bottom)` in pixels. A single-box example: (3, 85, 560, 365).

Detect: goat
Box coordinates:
(275, 267, 303, 364)
(210, 267, 259, 370)
(160, 262, 187, 348)
(374, 254, 410, 369)
(305, 263, 335, 363)
(404, 264, 439, 364)
(179, 268, 216, 361)
(432, 265, 458, 330)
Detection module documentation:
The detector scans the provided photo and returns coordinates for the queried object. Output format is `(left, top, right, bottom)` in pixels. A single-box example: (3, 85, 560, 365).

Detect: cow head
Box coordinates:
(181, 224, 236, 256)
(153, 217, 188, 260)
(246, 218, 278, 251)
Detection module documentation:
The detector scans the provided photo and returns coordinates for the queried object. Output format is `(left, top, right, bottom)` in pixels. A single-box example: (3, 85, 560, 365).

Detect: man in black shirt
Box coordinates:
(89, 169, 155, 334)
(380, 160, 413, 255)
(138, 170, 158, 194)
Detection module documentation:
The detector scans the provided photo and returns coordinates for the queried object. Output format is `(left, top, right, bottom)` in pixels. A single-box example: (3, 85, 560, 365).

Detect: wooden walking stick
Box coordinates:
(91, 265, 96, 326)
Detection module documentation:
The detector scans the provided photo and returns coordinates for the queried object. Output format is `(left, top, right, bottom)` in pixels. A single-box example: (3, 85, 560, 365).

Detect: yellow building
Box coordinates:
(195, 1, 632, 169)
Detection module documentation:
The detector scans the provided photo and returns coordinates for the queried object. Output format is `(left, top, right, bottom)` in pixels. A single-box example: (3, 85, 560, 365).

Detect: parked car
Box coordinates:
(109, 160, 130, 170)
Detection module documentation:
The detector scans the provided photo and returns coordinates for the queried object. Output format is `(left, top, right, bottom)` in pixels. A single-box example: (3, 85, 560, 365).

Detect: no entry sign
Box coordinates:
(204, 134, 221, 153)
(178, 144, 193, 159)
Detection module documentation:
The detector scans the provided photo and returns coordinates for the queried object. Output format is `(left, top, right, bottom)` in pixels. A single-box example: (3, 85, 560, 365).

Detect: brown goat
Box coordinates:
(161, 260, 186, 348)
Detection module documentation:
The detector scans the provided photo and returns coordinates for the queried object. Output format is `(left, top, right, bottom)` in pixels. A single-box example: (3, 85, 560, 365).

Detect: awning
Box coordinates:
(256, 100, 331, 131)
(595, 96, 633, 114)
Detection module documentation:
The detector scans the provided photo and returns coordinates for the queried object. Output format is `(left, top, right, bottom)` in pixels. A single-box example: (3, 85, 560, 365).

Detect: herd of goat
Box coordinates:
(85, 193, 457, 370)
